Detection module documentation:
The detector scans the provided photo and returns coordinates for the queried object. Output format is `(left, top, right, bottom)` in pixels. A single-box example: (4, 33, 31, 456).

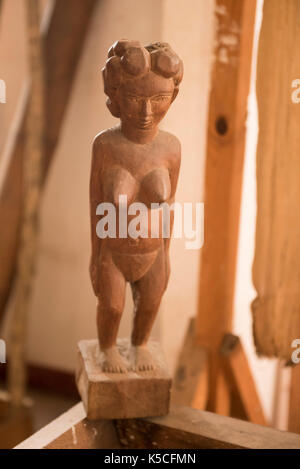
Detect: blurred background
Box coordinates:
(0, 0, 299, 449)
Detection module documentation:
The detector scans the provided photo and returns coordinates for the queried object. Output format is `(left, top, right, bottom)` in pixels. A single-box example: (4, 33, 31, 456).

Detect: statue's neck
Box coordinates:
(120, 121, 158, 144)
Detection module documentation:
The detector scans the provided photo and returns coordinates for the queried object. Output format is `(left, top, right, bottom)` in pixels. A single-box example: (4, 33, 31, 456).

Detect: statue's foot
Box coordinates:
(131, 345, 156, 372)
(101, 346, 128, 373)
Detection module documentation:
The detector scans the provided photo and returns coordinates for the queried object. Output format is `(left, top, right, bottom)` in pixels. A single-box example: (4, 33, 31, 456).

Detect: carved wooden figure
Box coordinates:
(91, 40, 183, 371)
(77, 40, 183, 419)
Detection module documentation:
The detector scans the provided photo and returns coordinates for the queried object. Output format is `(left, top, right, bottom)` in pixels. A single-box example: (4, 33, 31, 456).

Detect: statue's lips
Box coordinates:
(137, 119, 153, 129)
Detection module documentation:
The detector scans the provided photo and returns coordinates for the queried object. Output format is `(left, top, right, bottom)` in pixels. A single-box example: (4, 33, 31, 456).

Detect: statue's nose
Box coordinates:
(141, 99, 152, 117)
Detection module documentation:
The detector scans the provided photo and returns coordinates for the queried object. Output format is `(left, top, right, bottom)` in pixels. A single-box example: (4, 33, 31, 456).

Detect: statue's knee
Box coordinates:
(99, 304, 123, 319)
(109, 306, 123, 319)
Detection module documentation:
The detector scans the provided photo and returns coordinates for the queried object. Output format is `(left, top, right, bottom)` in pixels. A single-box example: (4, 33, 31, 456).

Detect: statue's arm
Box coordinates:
(163, 142, 181, 287)
(89, 136, 103, 296)
(164, 140, 181, 254)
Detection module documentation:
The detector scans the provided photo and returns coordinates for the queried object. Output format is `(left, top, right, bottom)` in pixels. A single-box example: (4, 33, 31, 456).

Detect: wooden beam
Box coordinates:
(0, 0, 97, 326)
(196, 0, 257, 349)
(195, 0, 257, 412)
(15, 403, 300, 449)
(220, 334, 266, 426)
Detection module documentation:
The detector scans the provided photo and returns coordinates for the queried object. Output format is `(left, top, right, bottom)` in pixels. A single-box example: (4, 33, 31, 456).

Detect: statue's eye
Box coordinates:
(152, 95, 169, 102)
(127, 96, 139, 102)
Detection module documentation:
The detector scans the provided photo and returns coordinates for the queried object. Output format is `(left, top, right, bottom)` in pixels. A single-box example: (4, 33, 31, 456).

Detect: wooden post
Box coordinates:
(8, 0, 45, 405)
(195, 0, 257, 413)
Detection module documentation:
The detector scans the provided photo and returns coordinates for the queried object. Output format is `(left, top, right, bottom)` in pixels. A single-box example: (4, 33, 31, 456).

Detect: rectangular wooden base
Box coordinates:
(76, 339, 171, 420)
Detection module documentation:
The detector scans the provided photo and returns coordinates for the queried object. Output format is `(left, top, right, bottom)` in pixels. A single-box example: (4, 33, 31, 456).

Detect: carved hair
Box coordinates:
(102, 40, 183, 117)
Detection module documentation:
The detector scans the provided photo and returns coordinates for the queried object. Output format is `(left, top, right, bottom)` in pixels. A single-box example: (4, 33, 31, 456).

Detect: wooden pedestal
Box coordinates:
(76, 339, 171, 420)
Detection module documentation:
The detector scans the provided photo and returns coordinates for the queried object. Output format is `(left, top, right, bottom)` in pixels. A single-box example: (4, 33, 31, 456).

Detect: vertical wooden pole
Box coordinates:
(8, 0, 45, 405)
(195, 0, 256, 412)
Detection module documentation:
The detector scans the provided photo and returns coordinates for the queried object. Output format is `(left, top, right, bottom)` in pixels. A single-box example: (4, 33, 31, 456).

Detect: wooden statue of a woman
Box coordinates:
(90, 40, 183, 375)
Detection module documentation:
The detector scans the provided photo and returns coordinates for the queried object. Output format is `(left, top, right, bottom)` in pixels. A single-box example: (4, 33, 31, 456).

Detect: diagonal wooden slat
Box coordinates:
(220, 334, 266, 426)
(0, 0, 97, 326)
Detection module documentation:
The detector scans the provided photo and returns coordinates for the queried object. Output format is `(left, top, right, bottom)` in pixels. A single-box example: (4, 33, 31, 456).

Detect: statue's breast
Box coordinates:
(139, 168, 171, 205)
(102, 166, 171, 207)
(102, 167, 138, 207)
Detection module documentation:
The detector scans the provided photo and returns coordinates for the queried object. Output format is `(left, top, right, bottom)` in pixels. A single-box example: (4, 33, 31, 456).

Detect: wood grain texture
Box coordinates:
(0, 0, 97, 327)
(252, 0, 300, 361)
(116, 406, 300, 449)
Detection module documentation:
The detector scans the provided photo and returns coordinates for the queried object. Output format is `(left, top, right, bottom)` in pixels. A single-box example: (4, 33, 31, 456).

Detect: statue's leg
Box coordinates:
(97, 248, 127, 373)
(130, 247, 167, 371)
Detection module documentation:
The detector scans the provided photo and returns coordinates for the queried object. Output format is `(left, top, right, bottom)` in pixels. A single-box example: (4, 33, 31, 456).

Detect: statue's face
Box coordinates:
(118, 71, 174, 132)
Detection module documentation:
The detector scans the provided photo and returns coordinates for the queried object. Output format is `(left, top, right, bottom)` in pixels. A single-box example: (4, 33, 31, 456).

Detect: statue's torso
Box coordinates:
(94, 126, 180, 255)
